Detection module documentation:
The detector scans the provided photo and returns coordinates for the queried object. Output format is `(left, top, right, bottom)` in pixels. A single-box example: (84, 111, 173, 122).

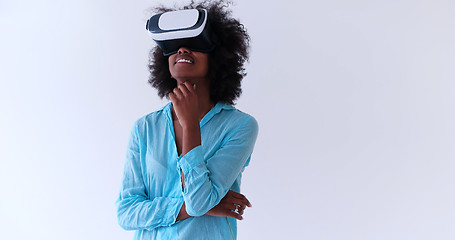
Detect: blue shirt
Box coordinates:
(116, 102, 258, 240)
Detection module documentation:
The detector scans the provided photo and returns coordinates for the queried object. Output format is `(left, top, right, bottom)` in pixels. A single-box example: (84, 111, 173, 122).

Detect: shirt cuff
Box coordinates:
(177, 145, 204, 174)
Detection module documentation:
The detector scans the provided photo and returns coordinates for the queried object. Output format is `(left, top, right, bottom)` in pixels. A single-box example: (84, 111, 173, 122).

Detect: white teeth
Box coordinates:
(177, 59, 192, 63)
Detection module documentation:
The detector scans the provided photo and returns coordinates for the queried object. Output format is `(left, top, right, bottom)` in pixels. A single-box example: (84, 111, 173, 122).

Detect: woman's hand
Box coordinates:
(206, 190, 252, 220)
(169, 82, 201, 156)
(168, 82, 200, 129)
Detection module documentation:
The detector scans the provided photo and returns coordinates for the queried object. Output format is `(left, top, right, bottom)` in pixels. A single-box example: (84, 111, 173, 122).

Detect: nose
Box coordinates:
(177, 46, 191, 54)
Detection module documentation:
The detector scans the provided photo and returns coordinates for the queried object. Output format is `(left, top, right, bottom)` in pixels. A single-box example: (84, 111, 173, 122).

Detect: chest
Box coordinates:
(173, 120, 183, 156)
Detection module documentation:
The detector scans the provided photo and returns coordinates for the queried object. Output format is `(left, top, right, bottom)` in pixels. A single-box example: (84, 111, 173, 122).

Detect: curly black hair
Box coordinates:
(147, 0, 250, 105)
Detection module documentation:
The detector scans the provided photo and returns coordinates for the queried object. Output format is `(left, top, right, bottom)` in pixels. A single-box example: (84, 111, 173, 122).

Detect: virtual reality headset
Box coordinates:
(146, 9, 216, 56)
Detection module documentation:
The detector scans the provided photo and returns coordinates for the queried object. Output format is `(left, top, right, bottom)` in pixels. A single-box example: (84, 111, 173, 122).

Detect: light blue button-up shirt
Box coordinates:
(116, 102, 258, 240)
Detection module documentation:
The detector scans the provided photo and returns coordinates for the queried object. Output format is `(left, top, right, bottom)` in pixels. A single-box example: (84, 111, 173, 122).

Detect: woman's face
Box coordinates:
(168, 46, 209, 84)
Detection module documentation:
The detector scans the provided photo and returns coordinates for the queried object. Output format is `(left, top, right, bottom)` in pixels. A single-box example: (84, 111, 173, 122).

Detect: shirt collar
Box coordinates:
(200, 102, 234, 127)
(162, 101, 235, 127)
(161, 102, 173, 126)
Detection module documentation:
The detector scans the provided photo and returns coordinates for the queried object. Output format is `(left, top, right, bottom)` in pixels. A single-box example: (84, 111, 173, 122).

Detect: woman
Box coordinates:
(116, 1, 258, 239)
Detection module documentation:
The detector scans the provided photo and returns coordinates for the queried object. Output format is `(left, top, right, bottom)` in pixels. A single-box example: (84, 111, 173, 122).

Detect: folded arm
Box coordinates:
(170, 82, 258, 218)
(178, 116, 258, 216)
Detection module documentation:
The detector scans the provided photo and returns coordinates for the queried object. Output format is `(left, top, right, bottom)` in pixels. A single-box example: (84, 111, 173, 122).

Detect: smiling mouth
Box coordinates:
(176, 58, 193, 64)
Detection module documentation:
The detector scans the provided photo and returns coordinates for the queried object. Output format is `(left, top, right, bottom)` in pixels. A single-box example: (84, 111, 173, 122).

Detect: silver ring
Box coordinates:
(234, 204, 240, 214)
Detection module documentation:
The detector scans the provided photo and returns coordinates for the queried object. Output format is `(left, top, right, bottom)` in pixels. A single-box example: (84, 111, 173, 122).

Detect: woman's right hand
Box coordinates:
(206, 190, 252, 220)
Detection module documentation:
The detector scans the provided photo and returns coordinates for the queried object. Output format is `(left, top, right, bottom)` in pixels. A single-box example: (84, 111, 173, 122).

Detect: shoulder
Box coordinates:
(223, 103, 257, 123)
(216, 103, 259, 135)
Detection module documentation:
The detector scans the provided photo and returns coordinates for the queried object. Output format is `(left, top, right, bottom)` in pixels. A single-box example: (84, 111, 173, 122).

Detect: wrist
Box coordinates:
(181, 121, 200, 131)
(177, 203, 190, 221)
(181, 123, 201, 155)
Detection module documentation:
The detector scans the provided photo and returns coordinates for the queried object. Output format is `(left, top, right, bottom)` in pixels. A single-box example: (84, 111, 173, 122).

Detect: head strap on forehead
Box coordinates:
(146, 9, 216, 56)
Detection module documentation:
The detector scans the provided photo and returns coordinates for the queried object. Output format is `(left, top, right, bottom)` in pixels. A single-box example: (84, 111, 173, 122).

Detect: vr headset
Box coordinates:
(146, 9, 216, 56)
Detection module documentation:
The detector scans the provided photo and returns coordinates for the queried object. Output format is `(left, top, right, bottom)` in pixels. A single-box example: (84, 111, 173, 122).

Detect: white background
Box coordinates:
(1, 0, 454, 239)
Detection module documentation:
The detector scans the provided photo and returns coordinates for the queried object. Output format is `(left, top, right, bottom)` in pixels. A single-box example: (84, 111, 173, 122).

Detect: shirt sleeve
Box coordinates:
(177, 116, 259, 216)
(115, 122, 184, 231)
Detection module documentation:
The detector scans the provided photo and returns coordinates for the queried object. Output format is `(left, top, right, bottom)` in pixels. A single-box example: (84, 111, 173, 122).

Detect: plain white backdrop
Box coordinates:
(1, 0, 455, 239)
